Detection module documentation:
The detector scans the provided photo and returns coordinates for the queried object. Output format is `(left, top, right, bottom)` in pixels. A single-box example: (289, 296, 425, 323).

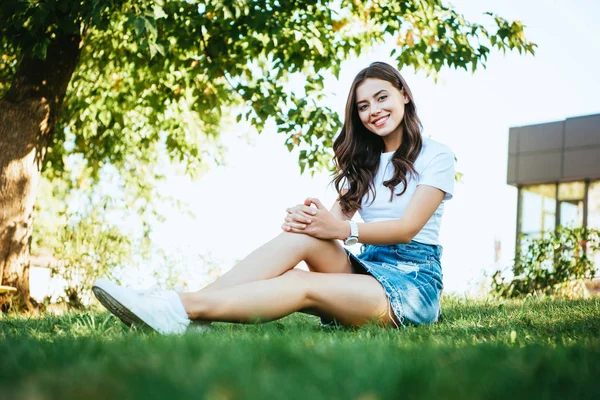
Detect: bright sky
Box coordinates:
(146, 0, 600, 295)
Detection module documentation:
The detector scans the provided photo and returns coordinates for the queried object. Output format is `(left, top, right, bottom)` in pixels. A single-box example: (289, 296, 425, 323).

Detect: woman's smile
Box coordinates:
(372, 114, 390, 127)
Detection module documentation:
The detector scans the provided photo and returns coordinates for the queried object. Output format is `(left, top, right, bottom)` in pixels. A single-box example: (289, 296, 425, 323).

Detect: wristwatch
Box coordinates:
(344, 220, 359, 246)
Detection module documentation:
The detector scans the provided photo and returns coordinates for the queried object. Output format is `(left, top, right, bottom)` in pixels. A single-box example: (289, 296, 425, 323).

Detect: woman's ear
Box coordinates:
(400, 88, 410, 104)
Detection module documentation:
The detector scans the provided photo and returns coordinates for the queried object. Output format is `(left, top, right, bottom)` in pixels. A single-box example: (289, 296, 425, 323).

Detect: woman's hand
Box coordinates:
(282, 198, 316, 232)
(282, 198, 348, 240)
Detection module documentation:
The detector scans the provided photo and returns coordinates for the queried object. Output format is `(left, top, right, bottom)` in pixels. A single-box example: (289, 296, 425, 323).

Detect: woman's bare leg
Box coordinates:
(199, 231, 353, 293)
(179, 268, 397, 327)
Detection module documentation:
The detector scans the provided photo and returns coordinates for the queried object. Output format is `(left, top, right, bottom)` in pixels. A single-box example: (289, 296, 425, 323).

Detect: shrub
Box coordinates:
(491, 226, 600, 298)
(49, 206, 136, 309)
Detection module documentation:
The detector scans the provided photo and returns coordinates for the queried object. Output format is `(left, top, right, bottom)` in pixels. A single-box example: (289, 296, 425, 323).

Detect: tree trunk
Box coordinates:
(0, 33, 83, 311)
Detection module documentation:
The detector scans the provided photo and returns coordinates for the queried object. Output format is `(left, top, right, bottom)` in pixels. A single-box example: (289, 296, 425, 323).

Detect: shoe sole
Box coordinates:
(92, 285, 156, 332)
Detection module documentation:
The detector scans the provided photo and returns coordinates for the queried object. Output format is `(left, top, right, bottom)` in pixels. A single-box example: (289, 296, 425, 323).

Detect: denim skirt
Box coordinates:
(320, 240, 444, 329)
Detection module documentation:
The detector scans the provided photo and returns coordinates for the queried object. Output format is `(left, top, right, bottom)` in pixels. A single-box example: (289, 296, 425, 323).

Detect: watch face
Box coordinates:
(346, 237, 358, 246)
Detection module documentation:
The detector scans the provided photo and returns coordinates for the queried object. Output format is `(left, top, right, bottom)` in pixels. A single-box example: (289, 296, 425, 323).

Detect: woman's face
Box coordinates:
(355, 78, 410, 138)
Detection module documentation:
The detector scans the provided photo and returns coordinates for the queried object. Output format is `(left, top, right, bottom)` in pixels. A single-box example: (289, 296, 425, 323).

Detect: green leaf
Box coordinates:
(133, 17, 145, 37)
(144, 17, 157, 37)
(152, 5, 167, 20)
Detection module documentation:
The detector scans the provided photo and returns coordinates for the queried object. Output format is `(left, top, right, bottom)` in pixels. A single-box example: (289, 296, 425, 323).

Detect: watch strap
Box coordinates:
(349, 220, 358, 238)
(346, 220, 358, 240)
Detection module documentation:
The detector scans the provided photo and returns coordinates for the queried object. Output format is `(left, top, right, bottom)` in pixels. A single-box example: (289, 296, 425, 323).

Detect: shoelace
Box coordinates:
(134, 286, 170, 299)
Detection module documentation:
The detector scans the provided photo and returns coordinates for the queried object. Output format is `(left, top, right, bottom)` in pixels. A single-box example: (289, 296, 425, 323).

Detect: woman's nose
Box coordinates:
(371, 106, 382, 116)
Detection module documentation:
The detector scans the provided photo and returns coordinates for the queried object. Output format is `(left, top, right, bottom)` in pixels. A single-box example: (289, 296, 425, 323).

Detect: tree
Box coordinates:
(0, 0, 535, 310)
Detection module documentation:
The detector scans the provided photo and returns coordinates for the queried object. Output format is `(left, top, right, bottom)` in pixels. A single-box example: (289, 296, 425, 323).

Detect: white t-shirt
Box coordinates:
(343, 137, 455, 246)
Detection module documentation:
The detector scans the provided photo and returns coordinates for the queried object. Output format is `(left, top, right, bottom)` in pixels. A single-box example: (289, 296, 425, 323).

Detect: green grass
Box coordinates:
(1, 297, 599, 399)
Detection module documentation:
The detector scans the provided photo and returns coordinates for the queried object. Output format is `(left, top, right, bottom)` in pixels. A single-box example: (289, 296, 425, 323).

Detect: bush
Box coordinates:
(49, 205, 136, 309)
(491, 226, 600, 298)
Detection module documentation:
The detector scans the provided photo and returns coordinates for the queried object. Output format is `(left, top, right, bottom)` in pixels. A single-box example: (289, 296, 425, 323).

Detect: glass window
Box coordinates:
(589, 181, 600, 230)
(521, 184, 556, 235)
(587, 181, 600, 274)
(558, 182, 585, 229)
(559, 200, 584, 228)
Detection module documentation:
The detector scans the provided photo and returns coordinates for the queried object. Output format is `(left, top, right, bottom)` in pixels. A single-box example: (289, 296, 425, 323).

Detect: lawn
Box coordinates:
(1, 297, 599, 399)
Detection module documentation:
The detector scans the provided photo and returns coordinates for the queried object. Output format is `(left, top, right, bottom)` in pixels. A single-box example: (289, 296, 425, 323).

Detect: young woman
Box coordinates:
(92, 61, 455, 335)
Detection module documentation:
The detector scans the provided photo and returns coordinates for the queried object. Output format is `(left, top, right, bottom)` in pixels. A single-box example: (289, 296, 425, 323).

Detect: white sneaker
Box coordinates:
(135, 285, 212, 333)
(92, 278, 190, 335)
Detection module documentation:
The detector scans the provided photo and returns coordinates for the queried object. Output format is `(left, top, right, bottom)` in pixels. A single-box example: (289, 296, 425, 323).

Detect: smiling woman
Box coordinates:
(92, 62, 456, 335)
(356, 82, 410, 137)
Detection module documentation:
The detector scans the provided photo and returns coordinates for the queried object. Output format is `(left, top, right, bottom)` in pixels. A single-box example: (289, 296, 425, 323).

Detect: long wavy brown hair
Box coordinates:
(331, 62, 424, 214)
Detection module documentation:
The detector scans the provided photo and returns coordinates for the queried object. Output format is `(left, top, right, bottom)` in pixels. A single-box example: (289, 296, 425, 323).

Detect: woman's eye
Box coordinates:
(378, 95, 388, 101)
(359, 105, 367, 111)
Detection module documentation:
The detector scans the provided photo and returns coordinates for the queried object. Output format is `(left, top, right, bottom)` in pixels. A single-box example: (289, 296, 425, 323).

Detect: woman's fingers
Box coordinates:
(285, 212, 312, 224)
(282, 212, 313, 231)
(301, 206, 317, 216)
(282, 203, 317, 232)
(282, 223, 315, 235)
(281, 221, 308, 231)
(284, 220, 307, 229)
(283, 216, 308, 229)
(286, 205, 317, 216)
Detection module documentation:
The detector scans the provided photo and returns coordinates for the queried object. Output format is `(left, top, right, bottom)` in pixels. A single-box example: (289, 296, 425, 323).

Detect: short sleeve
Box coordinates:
(417, 150, 455, 201)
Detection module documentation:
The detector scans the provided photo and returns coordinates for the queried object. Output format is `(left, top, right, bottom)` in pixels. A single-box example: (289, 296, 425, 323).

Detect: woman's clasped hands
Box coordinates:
(282, 197, 347, 240)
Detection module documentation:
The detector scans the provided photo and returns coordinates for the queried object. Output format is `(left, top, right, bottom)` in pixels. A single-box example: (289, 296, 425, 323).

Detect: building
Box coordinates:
(507, 113, 600, 263)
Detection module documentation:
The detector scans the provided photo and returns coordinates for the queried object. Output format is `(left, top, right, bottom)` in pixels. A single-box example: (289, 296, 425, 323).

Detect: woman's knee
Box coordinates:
(278, 230, 327, 255)
(281, 269, 311, 300)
